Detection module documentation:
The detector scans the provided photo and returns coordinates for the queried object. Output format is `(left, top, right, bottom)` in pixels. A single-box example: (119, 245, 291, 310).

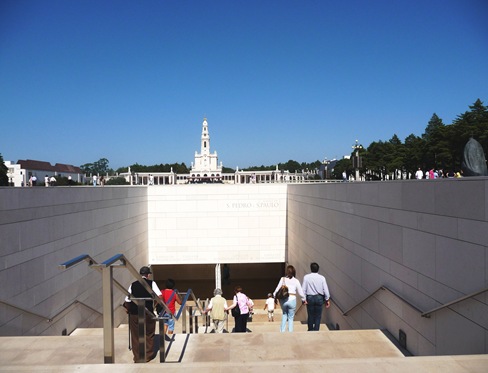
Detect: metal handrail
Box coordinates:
(333, 285, 488, 319)
(421, 286, 488, 318)
(342, 286, 423, 316)
(0, 298, 102, 323)
(95, 254, 172, 316)
(59, 253, 208, 363)
(176, 290, 205, 318)
(0, 299, 51, 322)
(154, 289, 203, 322)
(59, 254, 130, 296)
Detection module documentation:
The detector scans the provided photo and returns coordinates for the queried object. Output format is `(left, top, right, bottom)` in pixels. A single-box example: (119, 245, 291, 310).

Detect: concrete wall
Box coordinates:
(287, 178, 488, 356)
(0, 186, 148, 336)
(147, 184, 287, 264)
(2, 179, 487, 356)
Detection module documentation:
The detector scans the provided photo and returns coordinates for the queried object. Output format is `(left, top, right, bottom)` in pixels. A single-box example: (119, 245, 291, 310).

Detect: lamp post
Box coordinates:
(322, 158, 330, 180)
(352, 140, 363, 181)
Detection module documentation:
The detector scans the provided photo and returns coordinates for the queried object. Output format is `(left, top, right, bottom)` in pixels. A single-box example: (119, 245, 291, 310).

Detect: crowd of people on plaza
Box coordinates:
(26, 174, 75, 186)
(415, 167, 463, 179)
(124, 262, 331, 362)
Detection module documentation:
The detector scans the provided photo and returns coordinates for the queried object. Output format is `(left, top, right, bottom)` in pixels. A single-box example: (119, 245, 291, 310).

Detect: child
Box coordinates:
(264, 293, 275, 322)
(160, 279, 182, 337)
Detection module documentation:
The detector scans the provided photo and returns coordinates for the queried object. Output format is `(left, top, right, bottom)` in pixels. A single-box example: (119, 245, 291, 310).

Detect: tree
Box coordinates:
(363, 141, 390, 180)
(243, 165, 275, 171)
(331, 158, 352, 180)
(386, 134, 405, 179)
(80, 158, 113, 175)
(362, 100, 487, 176)
(106, 177, 129, 185)
(93, 158, 110, 174)
(0, 154, 8, 186)
(80, 163, 94, 174)
(126, 162, 190, 174)
(422, 114, 450, 170)
(404, 134, 425, 176)
(451, 99, 488, 170)
(278, 160, 302, 173)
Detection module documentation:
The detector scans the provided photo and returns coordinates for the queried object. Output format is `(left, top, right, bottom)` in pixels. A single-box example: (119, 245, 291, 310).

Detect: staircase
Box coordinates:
(1, 301, 487, 372)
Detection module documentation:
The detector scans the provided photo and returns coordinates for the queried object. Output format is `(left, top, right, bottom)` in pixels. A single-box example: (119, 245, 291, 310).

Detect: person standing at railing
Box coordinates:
(302, 262, 330, 331)
(123, 266, 162, 363)
(159, 278, 182, 339)
(203, 288, 228, 333)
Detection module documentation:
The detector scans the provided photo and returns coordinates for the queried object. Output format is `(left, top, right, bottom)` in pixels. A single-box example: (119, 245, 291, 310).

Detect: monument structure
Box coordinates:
(461, 137, 488, 176)
(190, 118, 223, 183)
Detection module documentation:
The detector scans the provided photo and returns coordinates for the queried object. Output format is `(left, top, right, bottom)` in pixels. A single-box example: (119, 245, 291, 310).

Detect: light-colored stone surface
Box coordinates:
(1, 326, 488, 372)
(147, 184, 287, 264)
(287, 179, 488, 355)
(0, 326, 399, 366)
(2, 177, 488, 359)
(0, 187, 149, 337)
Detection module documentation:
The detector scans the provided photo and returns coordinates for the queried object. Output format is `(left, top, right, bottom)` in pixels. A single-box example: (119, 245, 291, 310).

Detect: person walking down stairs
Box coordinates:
(273, 265, 306, 332)
(264, 293, 276, 322)
(203, 288, 228, 333)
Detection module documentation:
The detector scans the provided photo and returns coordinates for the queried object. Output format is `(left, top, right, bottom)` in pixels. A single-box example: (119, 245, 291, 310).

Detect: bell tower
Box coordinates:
(201, 118, 210, 156)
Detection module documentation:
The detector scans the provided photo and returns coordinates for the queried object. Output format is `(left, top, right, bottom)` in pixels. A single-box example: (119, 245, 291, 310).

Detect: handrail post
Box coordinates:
(159, 317, 165, 363)
(101, 265, 115, 363)
(189, 306, 193, 333)
(134, 299, 147, 363)
(182, 303, 187, 334)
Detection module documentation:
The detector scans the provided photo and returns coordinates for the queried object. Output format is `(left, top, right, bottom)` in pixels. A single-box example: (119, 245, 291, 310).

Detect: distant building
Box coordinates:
(4, 159, 83, 186)
(5, 161, 24, 187)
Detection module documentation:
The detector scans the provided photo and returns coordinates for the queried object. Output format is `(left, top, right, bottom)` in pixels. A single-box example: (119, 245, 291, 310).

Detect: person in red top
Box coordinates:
(160, 278, 182, 336)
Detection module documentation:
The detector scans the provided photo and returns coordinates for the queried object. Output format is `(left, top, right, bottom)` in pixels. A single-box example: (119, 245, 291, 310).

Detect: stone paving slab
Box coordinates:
(0, 328, 400, 366)
(1, 326, 488, 372)
(1, 355, 488, 373)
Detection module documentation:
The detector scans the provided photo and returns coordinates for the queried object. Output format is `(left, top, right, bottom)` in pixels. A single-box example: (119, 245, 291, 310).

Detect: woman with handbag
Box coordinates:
(226, 285, 251, 333)
(273, 265, 306, 332)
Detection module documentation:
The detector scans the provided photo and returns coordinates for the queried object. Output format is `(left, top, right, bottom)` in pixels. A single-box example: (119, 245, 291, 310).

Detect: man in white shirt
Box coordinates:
(415, 168, 424, 180)
(302, 262, 330, 331)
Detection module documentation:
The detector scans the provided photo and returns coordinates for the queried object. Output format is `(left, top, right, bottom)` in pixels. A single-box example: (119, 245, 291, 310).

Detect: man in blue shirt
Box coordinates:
(302, 262, 331, 331)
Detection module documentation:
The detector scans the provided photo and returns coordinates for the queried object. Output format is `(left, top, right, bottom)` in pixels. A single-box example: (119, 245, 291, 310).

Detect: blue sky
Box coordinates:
(1, 0, 487, 170)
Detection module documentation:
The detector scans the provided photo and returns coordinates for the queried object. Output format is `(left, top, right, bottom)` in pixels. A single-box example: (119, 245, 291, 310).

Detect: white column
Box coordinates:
(215, 264, 221, 291)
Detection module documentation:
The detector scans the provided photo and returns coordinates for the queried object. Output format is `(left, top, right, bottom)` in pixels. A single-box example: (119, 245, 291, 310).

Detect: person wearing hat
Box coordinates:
(124, 266, 162, 362)
(264, 292, 276, 322)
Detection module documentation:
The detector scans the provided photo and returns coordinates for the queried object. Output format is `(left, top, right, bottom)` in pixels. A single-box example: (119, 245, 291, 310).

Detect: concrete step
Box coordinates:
(2, 299, 484, 372)
(72, 319, 323, 336)
(1, 328, 488, 372)
(2, 355, 487, 372)
(0, 328, 401, 366)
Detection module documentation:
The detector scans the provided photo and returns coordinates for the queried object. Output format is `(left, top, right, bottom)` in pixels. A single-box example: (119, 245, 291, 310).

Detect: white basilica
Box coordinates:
(189, 118, 223, 182)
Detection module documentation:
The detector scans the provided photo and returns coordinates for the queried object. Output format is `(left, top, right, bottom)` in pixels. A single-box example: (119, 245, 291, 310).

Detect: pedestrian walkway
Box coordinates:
(1, 300, 487, 372)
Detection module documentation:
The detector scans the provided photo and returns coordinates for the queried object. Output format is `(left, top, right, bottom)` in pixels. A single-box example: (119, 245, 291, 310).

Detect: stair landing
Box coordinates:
(1, 323, 487, 372)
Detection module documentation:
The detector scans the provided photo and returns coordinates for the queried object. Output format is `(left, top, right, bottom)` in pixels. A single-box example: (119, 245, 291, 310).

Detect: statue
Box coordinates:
(461, 138, 488, 176)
